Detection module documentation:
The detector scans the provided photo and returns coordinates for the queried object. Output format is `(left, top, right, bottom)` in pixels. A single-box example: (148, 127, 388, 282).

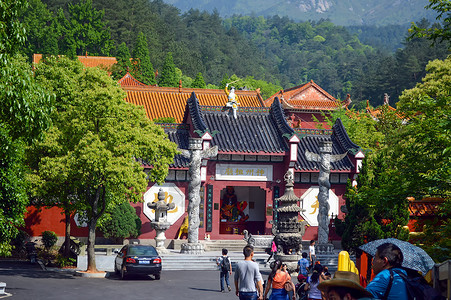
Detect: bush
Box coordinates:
(99, 202, 141, 243)
(41, 231, 58, 249)
(55, 254, 76, 268)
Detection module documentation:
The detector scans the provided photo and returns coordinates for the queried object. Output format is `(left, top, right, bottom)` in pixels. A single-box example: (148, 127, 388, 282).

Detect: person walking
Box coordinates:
(309, 240, 316, 267)
(263, 260, 296, 300)
(267, 240, 277, 263)
(297, 252, 310, 277)
(305, 264, 324, 300)
(234, 245, 264, 300)
(365, 243, 407, 300)
(217, 248, 232, 293)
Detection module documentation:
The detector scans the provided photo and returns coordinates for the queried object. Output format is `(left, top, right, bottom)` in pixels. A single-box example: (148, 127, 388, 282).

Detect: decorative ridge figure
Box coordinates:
(225, 82, 240, 119)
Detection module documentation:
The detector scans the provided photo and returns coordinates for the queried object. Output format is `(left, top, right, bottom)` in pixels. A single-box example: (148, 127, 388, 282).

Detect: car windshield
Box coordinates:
(128, 246, 158, 256)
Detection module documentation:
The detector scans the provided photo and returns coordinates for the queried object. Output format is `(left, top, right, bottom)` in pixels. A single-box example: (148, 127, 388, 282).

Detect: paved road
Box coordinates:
(0, 261, 270, 300)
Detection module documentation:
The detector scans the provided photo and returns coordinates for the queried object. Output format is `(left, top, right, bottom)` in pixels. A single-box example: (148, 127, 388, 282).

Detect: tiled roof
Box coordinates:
(164, 125, 190, 168)
(264, 80, 341, 111)
(187, 93, 288, 154)
(32, 54, 117, 70)
(295, 118, 357, 171)
(123, 83, 264, 123)
(295, 135, 354, 172)
(366, 100, 402, 120)
(118, 72, 148, 87)
(408, 197, 444, 217)
(331, 118, 360, 154)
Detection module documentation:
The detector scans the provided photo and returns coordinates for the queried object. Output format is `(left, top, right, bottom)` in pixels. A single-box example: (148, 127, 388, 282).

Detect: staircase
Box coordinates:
(161, 250, 271, 271)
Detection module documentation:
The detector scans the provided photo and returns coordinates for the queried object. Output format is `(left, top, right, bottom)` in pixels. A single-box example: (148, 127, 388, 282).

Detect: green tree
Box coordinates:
(98, 202, 141, 244)
(57, 0, 114, 56)
(410, 0, 451, 47)
(111, 42, 131, 80)
(31, 56, 177, 271)
(0, 0, 53, 256)
(191, 72, 206, 88)
(21, 0, 59, 57)
(158, 52, 178, 87)
(131, 32, 156, 85)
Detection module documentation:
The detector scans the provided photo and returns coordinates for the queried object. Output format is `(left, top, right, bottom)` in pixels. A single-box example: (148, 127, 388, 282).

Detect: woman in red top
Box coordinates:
(263, 260, 296, 300)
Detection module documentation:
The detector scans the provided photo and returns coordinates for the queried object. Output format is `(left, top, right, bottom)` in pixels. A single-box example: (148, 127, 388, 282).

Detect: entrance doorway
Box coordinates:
(219, 186, 266, 235)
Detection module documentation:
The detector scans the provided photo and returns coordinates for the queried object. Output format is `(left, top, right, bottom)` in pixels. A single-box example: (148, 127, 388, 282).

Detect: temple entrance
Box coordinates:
(219, 186, 266, 235)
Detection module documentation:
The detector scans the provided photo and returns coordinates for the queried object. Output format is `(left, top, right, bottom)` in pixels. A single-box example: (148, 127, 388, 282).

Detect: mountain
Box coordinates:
(163, 0, 435, 26)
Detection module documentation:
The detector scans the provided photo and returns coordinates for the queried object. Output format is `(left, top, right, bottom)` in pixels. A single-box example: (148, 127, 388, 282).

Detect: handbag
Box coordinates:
(284, 272, 294, 292)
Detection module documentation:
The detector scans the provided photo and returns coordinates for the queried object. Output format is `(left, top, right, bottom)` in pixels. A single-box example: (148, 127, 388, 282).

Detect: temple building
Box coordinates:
(264, 80, 346, 129)
(24, 57, 365, 243)
(116, 74, 364, 241)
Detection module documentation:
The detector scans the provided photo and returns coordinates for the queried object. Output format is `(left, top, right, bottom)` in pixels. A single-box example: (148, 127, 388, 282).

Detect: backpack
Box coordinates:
(296, 283, 308, 300)
(221, 257, 230, 272)
(385, 269, 445, 300)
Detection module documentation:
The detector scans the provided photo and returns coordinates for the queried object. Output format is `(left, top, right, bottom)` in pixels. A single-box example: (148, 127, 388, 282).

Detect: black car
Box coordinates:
(114, 245, 162, 280)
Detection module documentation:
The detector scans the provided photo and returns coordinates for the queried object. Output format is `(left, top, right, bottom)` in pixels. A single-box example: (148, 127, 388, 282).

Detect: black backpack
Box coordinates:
(221, 257, 230, 272)
(384, 268, 445, 300)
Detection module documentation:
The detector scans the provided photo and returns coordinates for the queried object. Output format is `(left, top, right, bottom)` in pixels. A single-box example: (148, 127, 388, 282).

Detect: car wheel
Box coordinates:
(154, 273, 160, 280)
(114, 262, 119, 275)
(120, 266, 127, 280)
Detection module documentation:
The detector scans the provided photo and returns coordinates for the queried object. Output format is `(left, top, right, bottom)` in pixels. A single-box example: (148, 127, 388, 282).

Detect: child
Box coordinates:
(216, 248, 232, 292)
(295, 273, 308, 300)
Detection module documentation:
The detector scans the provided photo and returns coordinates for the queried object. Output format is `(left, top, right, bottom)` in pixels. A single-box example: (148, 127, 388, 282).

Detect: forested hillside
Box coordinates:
(164, 0, 436, 27)
(28, 0, 449, 106)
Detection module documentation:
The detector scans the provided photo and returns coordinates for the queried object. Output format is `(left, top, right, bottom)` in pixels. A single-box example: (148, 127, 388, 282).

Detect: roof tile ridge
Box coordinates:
(77, 55, 117, 60)
(270, 97, 294, 137)
(118, 72, 148, 87)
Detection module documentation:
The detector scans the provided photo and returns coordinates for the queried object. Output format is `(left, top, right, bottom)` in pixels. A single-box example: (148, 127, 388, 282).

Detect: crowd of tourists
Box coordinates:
(217, 241, 444, 300)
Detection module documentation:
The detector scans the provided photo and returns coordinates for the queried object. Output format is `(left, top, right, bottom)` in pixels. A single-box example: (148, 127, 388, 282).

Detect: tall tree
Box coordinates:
(410, 0, 451, 47)
(131, 32, 156, 85)
(0, 0, 53, 255)
(57, 0, 114, 56)
(158, 52, 178, 87)
(111, 42, 131, 80)
(31, 56, 177, 271)
(191, 72, 206, 88)
(21, 0, 59, 58)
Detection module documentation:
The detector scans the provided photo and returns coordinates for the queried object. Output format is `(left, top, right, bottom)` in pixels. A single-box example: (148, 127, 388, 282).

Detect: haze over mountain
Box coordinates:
(163, 0, 435, 26)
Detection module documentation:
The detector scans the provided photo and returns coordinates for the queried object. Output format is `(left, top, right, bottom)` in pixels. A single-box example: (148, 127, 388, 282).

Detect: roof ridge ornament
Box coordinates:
(225, 82, 240, 119)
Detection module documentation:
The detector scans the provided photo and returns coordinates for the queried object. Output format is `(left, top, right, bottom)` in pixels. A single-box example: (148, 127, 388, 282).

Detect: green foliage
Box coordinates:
(191, 72, 206, 88)
(98, 202, 141, 243)
(0, 126, 28, 256)
(57, 0, 114, 56)
(55, 254, 76, 267)
(409, 0, 451, 47)
(0, 0, 28, 57)
(21, 0, 59, 58)
(131, 32, 156, 85)
(0, 1, 53, 256)
(41, 231, 58, 249)
(158, 52, 178, 87)
(111, 42, 131, 80)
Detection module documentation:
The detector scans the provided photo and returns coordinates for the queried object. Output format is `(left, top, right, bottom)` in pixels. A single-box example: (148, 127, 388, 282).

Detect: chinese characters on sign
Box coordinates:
(215, 164, 273, 181)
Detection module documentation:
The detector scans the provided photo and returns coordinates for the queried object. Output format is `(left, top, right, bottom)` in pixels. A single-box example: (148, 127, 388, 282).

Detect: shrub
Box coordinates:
(55, 254, 76, 268)
(99, 202, 141, 243)
(41, 231, 58, 249)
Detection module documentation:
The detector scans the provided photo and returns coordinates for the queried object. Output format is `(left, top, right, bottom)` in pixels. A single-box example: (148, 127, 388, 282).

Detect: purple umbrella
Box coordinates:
(359, 238, 435, 275)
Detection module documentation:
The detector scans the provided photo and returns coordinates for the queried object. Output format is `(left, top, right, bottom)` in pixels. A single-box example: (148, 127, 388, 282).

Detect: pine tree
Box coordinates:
(191, 72, 206, 88)
(111, 42, 131, 80)
(158, 52, 178, 87)
(131, 32, 156, 85)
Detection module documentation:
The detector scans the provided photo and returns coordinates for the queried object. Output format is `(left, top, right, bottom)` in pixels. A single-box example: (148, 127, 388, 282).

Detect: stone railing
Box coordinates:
(243, 230, 273, 250)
